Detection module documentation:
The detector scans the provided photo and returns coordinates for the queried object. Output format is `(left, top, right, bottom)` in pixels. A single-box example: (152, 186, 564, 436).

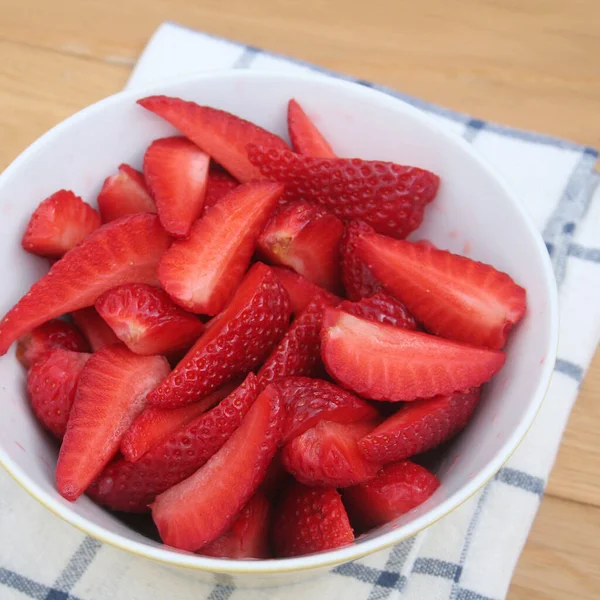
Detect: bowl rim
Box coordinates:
(0, 68, 559, 575)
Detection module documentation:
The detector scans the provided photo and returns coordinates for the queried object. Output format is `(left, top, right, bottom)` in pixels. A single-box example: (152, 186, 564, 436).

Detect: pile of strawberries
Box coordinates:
(2, 96, 526, 559)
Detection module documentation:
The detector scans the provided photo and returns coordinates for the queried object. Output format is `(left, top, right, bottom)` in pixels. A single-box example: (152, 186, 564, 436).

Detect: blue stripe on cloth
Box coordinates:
(166, 22, 599, 154)
(455, 588, 495, 600)
(463, 119, 486, 143)
(413, 558, 462, 582)
(568, 243, 600, 263)
(206, 584, 235, 600)
(364, 538, 415, 599)
(333, 561, 407, 590)
(494, 468, 545, 497)
(543, 150, 599, 285)
(555, 358, 584, 382)
(45, 537, 101, 600)
(0, 568, 82, 600)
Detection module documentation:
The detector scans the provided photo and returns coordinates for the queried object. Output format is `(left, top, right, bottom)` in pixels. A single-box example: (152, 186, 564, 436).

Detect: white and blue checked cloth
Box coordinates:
(2, 22, 600, 600)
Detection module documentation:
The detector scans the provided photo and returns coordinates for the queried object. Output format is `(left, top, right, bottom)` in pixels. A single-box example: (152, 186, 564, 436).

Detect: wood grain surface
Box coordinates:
(0, 1, 598, 597)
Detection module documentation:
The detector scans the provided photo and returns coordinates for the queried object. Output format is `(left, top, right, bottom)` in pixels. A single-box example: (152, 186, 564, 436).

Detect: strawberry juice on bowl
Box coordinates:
(0, 70, 557, 586)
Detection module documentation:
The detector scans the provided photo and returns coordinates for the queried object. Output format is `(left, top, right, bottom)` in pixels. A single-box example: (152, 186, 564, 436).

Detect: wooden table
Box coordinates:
(0, 1, 598, 597)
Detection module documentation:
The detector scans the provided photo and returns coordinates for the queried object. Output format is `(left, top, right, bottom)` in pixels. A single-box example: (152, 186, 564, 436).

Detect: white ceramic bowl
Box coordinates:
(0, 70, 558, 587)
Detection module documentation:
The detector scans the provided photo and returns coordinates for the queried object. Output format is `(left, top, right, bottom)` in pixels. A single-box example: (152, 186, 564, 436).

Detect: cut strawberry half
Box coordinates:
(95, 283, 204, 355)
(97, 164, 156, 222)
(274, 377, 379, 443)
(340, 220, 382, 300)
(0, 214, 171, 356)
(257, 201, 344, 292)
(27, 349, 91, 438)
(257, 292, 338, 389)
(271, 267, 338, 316)
(22, 190, 101, 258)
(340, 291, 417, 330)
(56, 344, 170, 501)
(16, 319, 89, 369)
(158, 181, 284, 315)
(281, 419, 382, 488)
(200, 492, 271, 559)
(71, 307, 120, 351)
(137, 96, 289, 182)
(343, 461, 440, 531)
(143, 136, 210, 238)
(357, 234, 527, 349)
(272, 483, 353, 558)
(247, 146, 440, 239)
(148, 263, 290, 408)
(321, 308, 505, 401)
(88, 374, 258, 512)
(120, 382, 236, 462)
(287, 99, 336, 158)
(151, 383, 284, 551)
(359, 389, 481, 463)
(204, 167, 239, 209)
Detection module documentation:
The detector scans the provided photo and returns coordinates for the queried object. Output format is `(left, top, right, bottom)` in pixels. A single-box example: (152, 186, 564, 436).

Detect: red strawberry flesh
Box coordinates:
(95, 283, 204, 355)
(343, 460, 440, 530)
(147, 263, 290, 408)
(56, 344, 170, 501)
(137, 96, 289, 182)
(340, 291, 418, 330)
(88, 374, 258, 512)
(0, 213, 171, 356)
(151, 383, 284, 551)
(17, 319, 89, 369)
(359, 389, 481, 463)
(204, 167, 239, 209)
(97, 164, 156, 223)
(71, 307, 121, 351)
(272, 483, 353, 557)
(321, 308, 505, 401)
(143, 136, 210, 238)
(158, 180, 284, 315)
(27, 349, 91, 438)
(247, 146, 440, 239)
(288, 99, 336, 158)
(271, 267, 338, 316)
(22, 190, 101, 258)
(357, 233, 527, 349)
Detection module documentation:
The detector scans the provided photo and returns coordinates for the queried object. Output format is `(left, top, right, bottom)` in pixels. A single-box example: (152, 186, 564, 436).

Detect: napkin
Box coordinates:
(2, 22, 599, 600)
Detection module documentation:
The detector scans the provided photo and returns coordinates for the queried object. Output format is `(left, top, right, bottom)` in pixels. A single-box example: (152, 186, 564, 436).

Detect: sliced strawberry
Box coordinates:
(56, 344, 170, 501)
(26, 349, 91, 438)
(71, 307, 120, 351)
(288, 99, 336, 158)
(97, 164, 156, 222)
(0, 214, 171, 356)
(340, 220, 382, 300)
(321, 308, 505, 401)
(272, 483, 353, 558)
(158, 181, 284, 315)
(357, 234, 527, 349)
(204, 167, 239, 209)
(88, 374, 258, 512)
(359, 389, 481, 463)
(257, 293, 337, 388)
(120, 382, 236, 462)
(16, 319, 88, 369)
(148, 263, 290, 408)
(275, 377, 379, 443)
(271, 267, 338, 316)
(247, 146, 440, 239)
(257, 201, 344, 292)
(343, 461, 440, 530)
(259, 451, 292, 502)
(22, 190, 101, 258)
(281, 419, 381, 488)
(151, 383, 284, 551)
(143, 137, 210, 238)
(137, 96, 289, 182)
(95, 283, 204, 355)
(340, 291, 417, 330)
(200, 492, 271, 559)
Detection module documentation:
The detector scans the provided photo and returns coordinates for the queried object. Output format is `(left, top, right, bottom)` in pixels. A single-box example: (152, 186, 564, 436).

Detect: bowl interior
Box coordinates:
(0, 71, 557, 573)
